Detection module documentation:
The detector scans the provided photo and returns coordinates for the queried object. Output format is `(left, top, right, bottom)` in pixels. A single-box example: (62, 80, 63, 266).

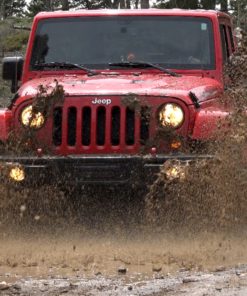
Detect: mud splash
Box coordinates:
(145, 33, 247, 232)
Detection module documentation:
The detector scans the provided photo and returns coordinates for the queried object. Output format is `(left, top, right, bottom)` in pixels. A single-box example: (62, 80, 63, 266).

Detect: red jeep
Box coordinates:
(0, 9, 234, 186)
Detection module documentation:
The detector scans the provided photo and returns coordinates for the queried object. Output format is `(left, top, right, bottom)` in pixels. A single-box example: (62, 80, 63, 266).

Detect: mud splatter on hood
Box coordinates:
(18, 74, 222, 105)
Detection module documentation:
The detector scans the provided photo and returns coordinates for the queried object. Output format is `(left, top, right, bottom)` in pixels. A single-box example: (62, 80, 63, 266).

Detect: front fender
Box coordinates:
(0, 109, 12, 142)
(192, 107, 229, 140)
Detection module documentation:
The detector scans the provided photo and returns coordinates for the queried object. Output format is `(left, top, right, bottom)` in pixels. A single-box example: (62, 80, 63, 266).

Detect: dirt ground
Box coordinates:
(1, 229, 247, 295)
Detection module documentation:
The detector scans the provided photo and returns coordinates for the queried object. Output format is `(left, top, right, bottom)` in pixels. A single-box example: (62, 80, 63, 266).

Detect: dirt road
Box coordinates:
(0, 232, 247, 295)
(1, 266, 247, 295)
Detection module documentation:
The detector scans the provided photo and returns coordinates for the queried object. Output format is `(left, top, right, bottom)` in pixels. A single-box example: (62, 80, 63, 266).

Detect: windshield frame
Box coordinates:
(29, 15, 216, 72)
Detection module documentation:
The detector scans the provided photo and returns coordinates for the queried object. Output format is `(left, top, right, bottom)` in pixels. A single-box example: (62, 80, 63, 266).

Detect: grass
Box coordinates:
(0, 17, 31, 54)
(3, 31, 29, 52)
(0, 17, 31, 105)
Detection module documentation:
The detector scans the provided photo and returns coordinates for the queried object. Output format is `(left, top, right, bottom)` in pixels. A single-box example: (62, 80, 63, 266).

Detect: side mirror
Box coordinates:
(2, 56, 24, 93)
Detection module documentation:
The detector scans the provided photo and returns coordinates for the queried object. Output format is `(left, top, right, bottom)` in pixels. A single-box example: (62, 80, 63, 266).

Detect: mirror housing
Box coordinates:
(2, 57, 24, 93)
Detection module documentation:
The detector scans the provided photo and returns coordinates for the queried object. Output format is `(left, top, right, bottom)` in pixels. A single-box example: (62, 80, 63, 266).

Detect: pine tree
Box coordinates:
(62, 0, 69, 10)
(156, 0, 199, 9)
(69, 0, 134, 9)
(230, 0, 247, 29)
(219, 0, 228, 11)
(0, 0, 26, 19)
(141, 0, 149, 8)
(201, 0, 216, 9)
(70, 0, 113, 9)
(27, 0, 61, 16)
(27, 0, 45, 17)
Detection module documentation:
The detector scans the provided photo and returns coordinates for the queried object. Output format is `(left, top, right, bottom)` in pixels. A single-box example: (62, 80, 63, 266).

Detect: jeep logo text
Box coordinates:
(92, 98, 112, 105)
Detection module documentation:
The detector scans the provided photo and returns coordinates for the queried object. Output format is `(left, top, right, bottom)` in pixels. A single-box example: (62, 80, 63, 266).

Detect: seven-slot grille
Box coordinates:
(52, 104, 150, 152)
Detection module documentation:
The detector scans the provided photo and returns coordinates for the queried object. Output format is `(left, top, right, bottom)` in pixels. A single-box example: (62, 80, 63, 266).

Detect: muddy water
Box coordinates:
(1, 227, 247, 296)
(1, 230, 247, 279)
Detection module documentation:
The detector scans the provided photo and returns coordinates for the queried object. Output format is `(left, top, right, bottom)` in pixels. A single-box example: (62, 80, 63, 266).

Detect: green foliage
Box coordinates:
(0, 18, 31, 53)
(0, 19, 13, 53)
(156, 0, 199, 9)
(230, 0, 247, 29)
(26, 0, 112, 16)
(26, 0, 133, 13)
(201, 0, 216, 9)
(27, 0, 61, 17)
(155, 0, 246, 14)
(0, 0, 26, 19)
(155, 0, 230, 10)
(70, 0, 113, 9)
(3, 31, 29, 52)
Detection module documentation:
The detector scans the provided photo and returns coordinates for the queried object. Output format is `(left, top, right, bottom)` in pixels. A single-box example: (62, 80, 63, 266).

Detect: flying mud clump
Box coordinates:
(145, 33, 247, 232)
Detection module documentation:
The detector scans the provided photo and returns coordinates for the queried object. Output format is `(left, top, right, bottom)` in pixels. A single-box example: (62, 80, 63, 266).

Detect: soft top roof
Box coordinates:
(35, 8, 230, 20)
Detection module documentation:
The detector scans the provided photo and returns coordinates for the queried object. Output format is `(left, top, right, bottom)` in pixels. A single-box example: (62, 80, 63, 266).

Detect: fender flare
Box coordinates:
(192, 107, 229, 140)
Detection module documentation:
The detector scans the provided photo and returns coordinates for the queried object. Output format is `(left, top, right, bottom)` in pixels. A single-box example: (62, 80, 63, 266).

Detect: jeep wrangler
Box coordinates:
(0, 9, 234, 186)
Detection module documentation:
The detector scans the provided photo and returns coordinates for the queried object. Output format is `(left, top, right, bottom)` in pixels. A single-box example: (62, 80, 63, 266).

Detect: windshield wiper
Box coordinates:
(109, 61, 180, 77)
(34, 62, 98, 76)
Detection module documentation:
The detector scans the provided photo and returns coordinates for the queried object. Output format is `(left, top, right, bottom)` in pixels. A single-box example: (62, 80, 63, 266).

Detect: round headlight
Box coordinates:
(159, 103, 184, 128)
(21, 105, 45, 129)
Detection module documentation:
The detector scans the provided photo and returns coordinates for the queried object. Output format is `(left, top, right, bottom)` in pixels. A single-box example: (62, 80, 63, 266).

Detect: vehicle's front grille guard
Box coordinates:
(52, 98, 151, 154)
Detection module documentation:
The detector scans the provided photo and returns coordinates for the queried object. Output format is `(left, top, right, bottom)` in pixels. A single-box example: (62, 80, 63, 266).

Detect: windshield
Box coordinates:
(30, 16, 215, 70)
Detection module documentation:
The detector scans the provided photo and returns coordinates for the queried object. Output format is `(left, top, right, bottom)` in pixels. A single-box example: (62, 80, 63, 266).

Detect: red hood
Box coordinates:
(18, 73, 223, 105)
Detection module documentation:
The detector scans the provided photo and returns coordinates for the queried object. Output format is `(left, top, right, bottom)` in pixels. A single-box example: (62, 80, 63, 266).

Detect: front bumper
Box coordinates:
(0, 154, 213, 186)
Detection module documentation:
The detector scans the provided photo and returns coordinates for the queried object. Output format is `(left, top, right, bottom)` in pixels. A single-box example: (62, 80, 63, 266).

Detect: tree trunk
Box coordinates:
(126, 0, 131, 8)
(112, 0, 120, 8)
(141, 0, 149, 8)
(120, 0, 125, 8)
(62, 0, 69, 10)
(11, 0, 15, 15)
(220, 0, 228, 12)
(45, 0, 52, 11)
(1, 0, 5, 19)
(201, 0, 216, 9)
(169, 0, 198, 9)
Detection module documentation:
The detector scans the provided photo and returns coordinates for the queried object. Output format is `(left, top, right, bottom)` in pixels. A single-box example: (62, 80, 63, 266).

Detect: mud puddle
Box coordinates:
(2, 232, 247, 274)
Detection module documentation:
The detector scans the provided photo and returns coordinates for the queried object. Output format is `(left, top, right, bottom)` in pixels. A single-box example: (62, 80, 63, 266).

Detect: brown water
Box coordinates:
(0, 231, 247, 280)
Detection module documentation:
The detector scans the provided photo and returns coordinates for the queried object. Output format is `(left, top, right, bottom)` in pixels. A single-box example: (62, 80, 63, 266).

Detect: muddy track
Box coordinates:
(1, 256, 247, 295)
(0, 230, 247, 295)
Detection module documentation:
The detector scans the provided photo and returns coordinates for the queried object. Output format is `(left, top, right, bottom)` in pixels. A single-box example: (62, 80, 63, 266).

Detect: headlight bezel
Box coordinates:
(20, 105, 46, 130)
(158, 103, 185, 129)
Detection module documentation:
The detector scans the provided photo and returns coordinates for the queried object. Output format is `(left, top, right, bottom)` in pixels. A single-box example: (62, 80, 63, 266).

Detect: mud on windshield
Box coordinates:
(30, 16, 215, 70)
